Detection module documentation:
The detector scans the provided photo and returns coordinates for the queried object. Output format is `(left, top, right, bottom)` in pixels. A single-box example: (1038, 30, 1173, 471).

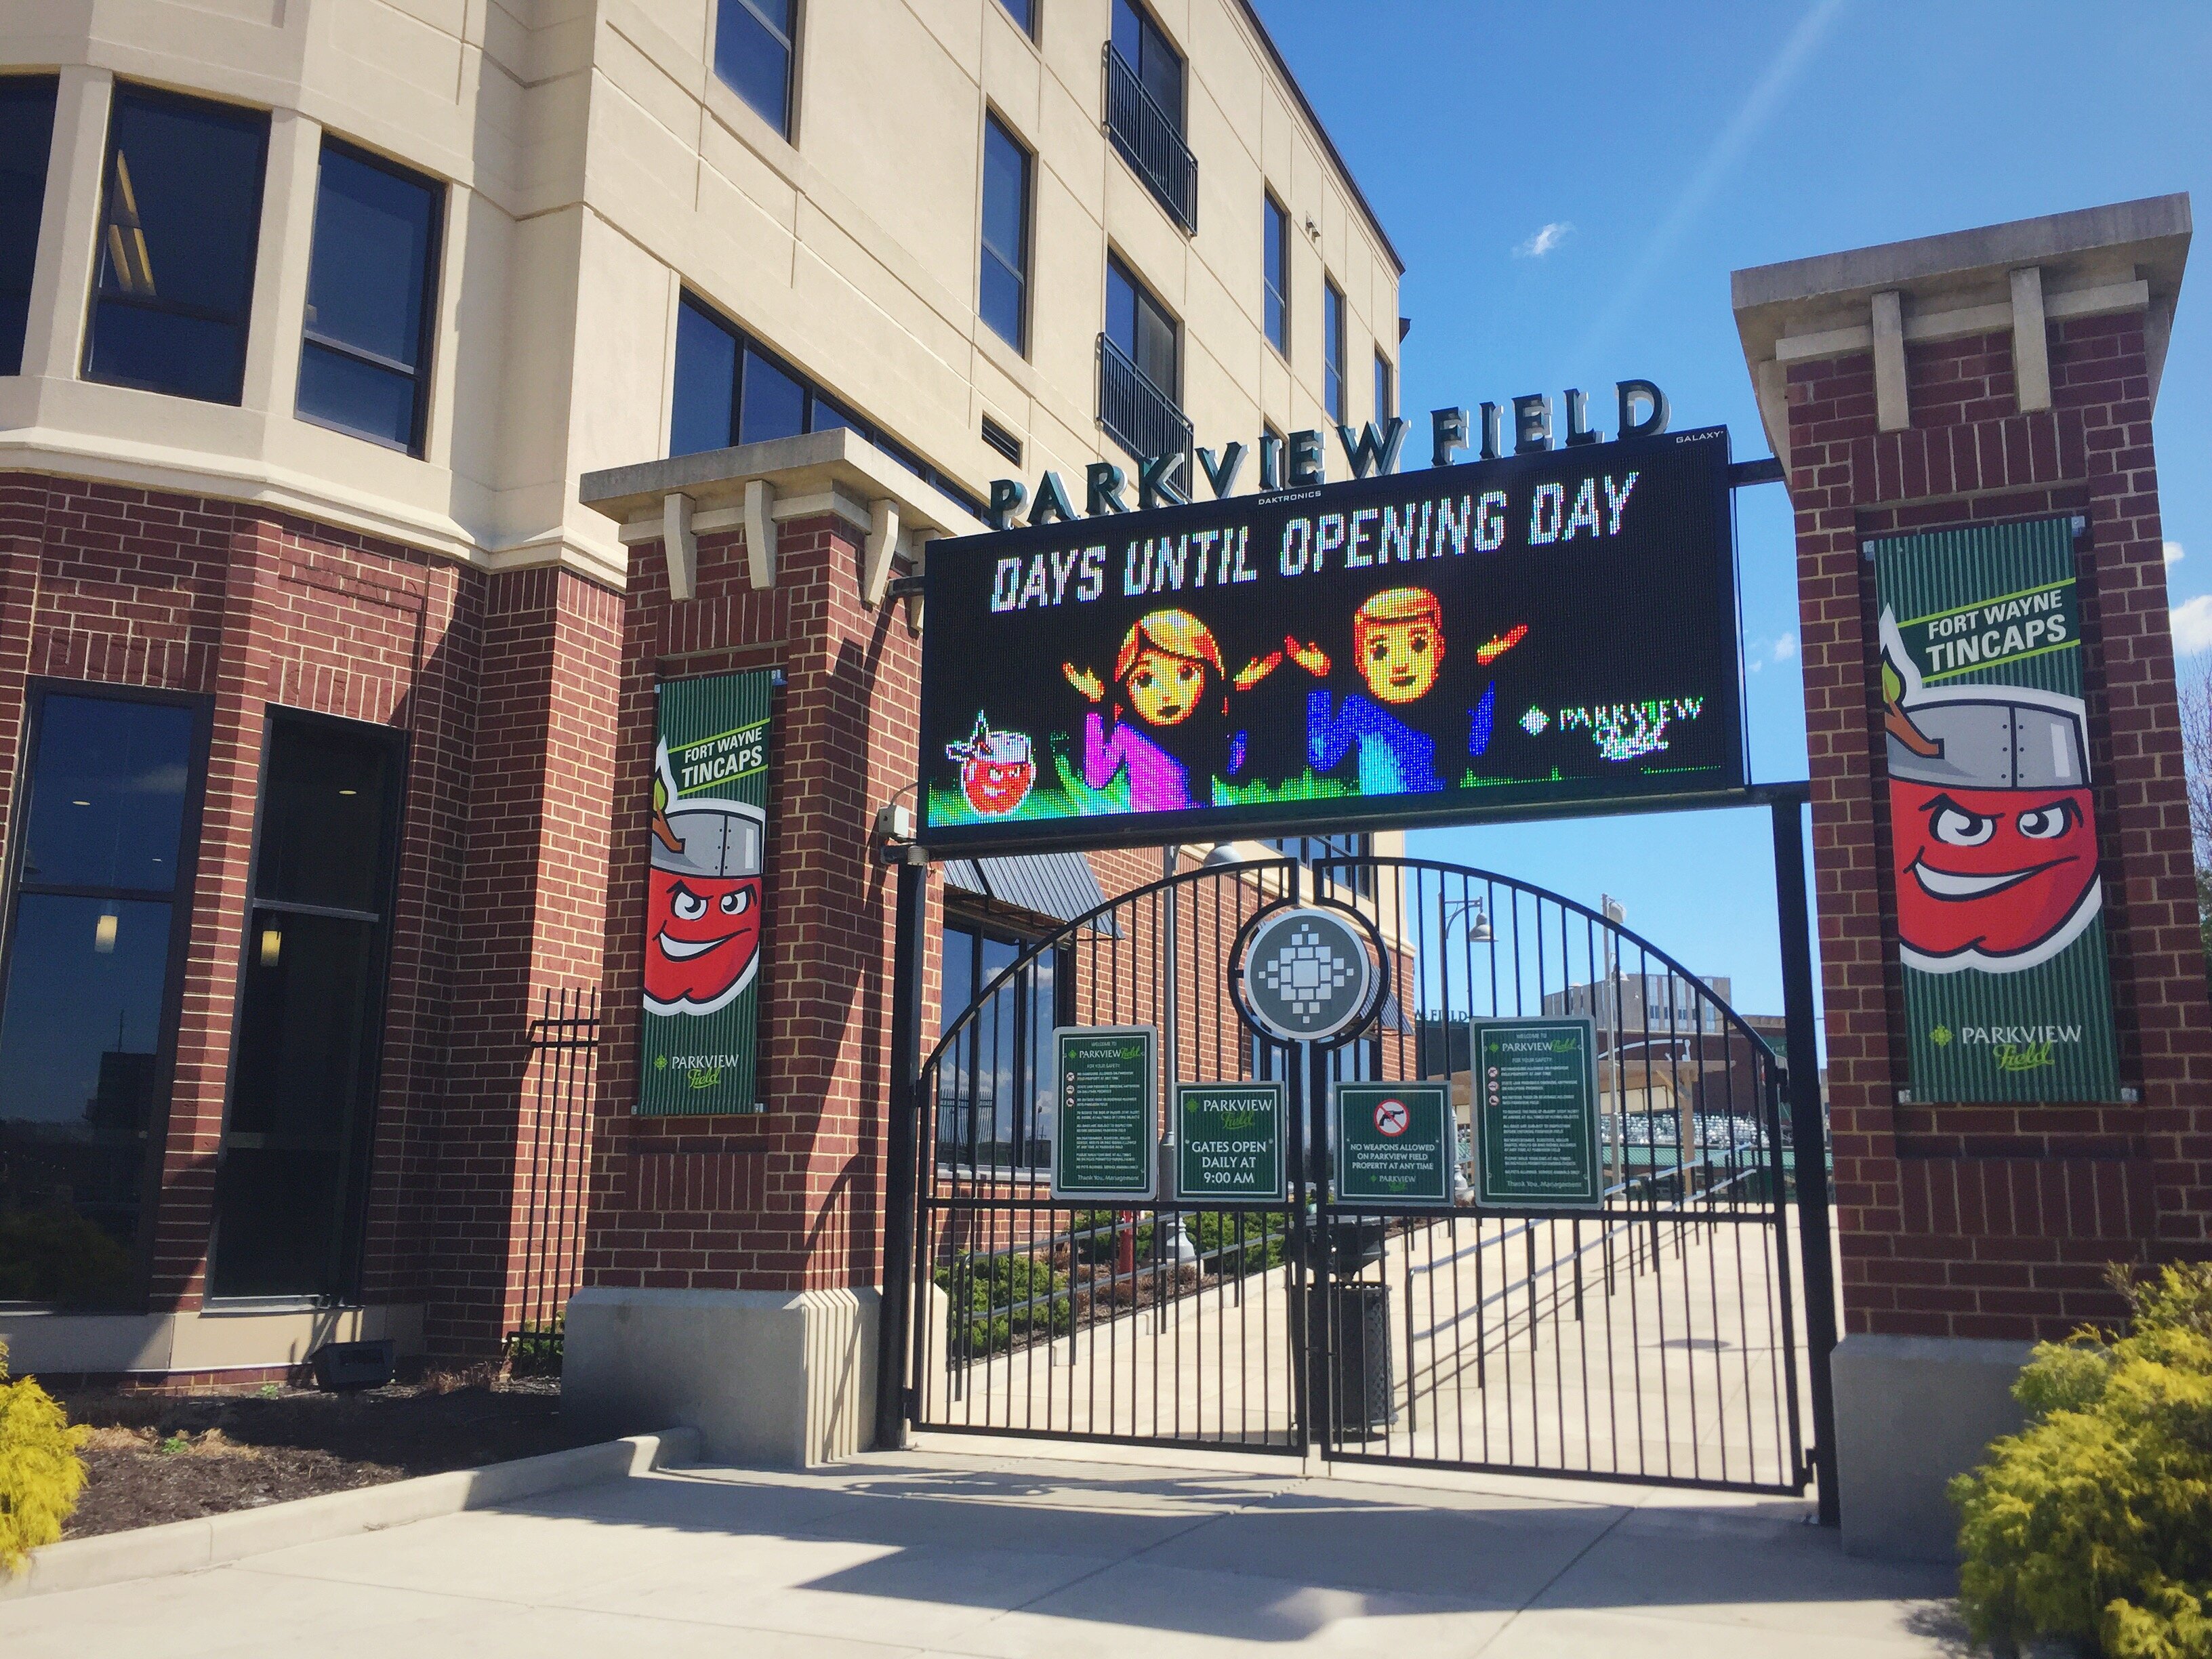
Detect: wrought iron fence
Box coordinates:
(506, 985, 598, 1366)
(904, 855, 1827, 1496)
(1097, 333, 1193, 470)
(1105, 43, 1197, 230)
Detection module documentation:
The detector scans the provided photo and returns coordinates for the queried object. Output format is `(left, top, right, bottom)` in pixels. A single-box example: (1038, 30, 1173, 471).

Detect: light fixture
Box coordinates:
(338, 788, 356, 796)
(260, 927, 282, 968)
(72, 799, 90, 807)
(1467, 899, 1494, 945)
(94, 912, 118, 954)
(1200, 842, 1244, 869)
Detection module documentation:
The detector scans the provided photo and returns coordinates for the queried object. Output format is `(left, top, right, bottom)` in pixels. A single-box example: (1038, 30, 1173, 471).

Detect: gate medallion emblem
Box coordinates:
(1233, 904, 1382, 1046)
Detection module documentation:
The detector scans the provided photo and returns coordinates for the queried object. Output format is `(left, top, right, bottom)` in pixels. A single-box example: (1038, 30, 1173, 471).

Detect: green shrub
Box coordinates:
(937, 1252, 1071, 1355)
(1191, 1211, 1286, 1275)
(1950, 1262, 2212, 1658)
(0, 1210, 135, 1307)
(0, 1338, 89, 1572)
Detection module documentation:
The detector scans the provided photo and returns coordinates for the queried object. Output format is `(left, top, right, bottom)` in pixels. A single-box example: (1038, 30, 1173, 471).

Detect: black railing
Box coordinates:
(506, 985, 598, 1369)
(1097, 332, 1193, 466)
(1105, 44, 1197, 231)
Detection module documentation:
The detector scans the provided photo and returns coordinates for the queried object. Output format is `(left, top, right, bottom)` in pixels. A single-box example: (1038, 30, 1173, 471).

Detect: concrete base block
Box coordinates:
(1833, 1332, 2034, 1563)
(563, 1286, 879, 1467)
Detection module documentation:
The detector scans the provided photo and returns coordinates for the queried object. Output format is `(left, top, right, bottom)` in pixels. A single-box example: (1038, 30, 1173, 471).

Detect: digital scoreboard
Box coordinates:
(918, 426, 1744, 851)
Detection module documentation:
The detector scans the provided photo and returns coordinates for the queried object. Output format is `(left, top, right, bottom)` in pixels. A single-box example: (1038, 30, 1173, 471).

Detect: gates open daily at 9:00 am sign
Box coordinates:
(918, 428, 1744, 851)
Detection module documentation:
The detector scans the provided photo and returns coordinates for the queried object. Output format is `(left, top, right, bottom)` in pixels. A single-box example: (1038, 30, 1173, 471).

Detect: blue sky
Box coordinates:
(1256, 0, 2212, 1018)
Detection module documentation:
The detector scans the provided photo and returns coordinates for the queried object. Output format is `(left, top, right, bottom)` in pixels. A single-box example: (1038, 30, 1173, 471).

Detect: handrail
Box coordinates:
(1103, 43, 1197, 230)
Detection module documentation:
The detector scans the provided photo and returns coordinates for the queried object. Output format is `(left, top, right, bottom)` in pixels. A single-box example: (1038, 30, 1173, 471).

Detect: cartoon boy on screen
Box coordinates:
(1879, 612, 2102, 972)
(1305, 587, 1498, 796)
(1063, 609, 1252, 813)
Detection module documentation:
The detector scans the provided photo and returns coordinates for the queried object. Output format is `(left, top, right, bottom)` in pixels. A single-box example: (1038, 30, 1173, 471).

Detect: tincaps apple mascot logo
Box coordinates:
(1879, 610, 2100, 974)
(644, 740, 765, 1016)
(946, 712, 1036, 817)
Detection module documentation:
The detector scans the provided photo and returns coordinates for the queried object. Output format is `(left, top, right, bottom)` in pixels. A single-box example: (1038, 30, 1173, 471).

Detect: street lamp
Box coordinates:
(1439, 894, 1494, 944)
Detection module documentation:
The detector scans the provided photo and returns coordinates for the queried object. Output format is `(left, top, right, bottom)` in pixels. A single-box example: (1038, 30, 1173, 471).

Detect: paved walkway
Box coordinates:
(5, 1437, 1961, 1658)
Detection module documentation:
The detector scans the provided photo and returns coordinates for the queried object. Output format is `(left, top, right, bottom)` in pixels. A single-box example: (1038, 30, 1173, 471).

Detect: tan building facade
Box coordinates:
(0, 0, 1400, 1400)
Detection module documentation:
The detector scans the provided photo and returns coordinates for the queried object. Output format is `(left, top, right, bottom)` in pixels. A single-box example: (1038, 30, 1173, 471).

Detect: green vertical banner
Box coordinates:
(1870, 516, 2122, 1102)
(639, 670, 773, 1114)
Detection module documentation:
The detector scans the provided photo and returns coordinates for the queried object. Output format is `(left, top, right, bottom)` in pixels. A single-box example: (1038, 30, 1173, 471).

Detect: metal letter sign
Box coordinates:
(640, 670, 772, 1114)
(1334, 1080, 1454, 1205)
(1174, 1082, 1286, 1203)
(918, 428, 1743, 853)
(1234, 905, 1380, 1045)
(1050, 1025, 1158, 1202)
(1472, 1018, 1602, 1209)
(1871, 516, 2123, 1102)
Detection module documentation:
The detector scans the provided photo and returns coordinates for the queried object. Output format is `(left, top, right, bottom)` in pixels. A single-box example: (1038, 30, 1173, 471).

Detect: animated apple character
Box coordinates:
(645, 765, 766, 1016)
(947, 712, 1036, 817)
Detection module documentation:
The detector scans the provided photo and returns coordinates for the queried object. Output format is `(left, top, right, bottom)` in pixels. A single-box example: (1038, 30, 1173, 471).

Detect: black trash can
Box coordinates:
(1328, 1280, 1396, 1439)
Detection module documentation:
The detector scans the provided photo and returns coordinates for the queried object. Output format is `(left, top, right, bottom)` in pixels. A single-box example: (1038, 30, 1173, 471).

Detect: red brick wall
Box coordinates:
(0, 474, 483, 1322)
(1786, 314, 2212, 1342)
(583, 512, 922, 1294)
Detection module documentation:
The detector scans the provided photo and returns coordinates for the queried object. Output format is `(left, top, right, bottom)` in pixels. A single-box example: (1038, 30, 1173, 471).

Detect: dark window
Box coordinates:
(715, 0, 795, 137)
(296, 140, 442, 455)
(0, 687, 207, 1308)
(1263, 192, 1288, 356)
(1266, 832, 1374, 899)
(1324, 279, 1345, 424)
(0, 77, 58, 377)
(83, 85, 268, 405)
(1374, 350, 1392, 422)
(1105, 253, 1175, 396)
(1111, 0, 1183, 129)
(996, 0, 1036, 36)
(980, 113, 1029, 352)
(668, 290, 981, 515)
(210, 714, 403, 1300)
(937, 917, 1067, 1172)
(980, 413, 1021, 466)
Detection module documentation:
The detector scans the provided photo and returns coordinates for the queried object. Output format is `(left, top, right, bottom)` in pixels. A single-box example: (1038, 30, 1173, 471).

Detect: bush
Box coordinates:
(0, 1210, 135, 1307)
(1191, 1211, 1286, 1275)
(0, 1338, 89, 1572)
(937, 1252, 1071, 1355)
(1950, 1262, 2212, 1658)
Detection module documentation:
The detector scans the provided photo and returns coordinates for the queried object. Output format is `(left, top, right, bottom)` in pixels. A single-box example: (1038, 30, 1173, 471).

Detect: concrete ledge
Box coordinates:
(564, 1286, 878, 1467)
(1, 1427, 699, 1601)
(1834, 1332, 2032, 1563)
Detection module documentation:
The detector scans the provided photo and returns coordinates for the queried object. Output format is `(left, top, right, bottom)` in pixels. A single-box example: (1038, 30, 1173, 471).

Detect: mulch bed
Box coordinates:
(53, 1366, 585, 1541)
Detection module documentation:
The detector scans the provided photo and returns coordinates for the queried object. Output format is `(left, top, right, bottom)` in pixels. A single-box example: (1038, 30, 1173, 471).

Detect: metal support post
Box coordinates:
(874, 853, 928, 1452)
(1772, 794, 1841, 1525)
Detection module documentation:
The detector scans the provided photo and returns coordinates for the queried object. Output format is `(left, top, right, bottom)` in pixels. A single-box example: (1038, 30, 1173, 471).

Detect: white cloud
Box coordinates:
(2165, 539, 2184, 566)
(1514, 222, 1573, 259)
(1746, 634, 1798, 674)
(1771, 633, 1799, 661)
(2173, 594, 2212, 655)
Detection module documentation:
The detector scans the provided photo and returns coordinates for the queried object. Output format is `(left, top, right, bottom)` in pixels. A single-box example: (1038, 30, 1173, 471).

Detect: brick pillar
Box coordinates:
(427, 563, 621, 1356)
(1732, 197, 2210, 1559)
(568, 501, 922, 1464)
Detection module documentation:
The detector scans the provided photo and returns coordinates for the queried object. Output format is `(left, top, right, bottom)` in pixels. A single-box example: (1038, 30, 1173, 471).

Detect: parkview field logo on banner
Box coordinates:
(1871, 516, 2122, 1102)
(640, 670, 773, 1114)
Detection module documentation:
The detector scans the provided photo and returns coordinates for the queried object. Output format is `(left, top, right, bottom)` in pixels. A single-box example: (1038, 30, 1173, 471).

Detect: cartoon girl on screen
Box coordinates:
(1063, 609, 1255, 813)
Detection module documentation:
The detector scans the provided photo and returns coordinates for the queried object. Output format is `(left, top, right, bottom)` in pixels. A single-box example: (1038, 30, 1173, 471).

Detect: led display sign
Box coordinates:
(918, 426, 1744, 852)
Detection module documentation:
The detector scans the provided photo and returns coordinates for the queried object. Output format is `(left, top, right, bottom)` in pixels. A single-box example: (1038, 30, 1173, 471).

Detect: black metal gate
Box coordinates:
(886, 838, 1837, 1504)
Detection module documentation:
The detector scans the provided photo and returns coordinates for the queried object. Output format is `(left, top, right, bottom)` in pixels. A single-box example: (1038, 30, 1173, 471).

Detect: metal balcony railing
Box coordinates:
(1097, 333, 1193, 467)
(1104, 45, 1197, 232)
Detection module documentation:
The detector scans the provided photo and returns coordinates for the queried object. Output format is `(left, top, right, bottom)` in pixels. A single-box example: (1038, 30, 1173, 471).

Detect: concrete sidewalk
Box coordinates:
(1, 1437, 1964, 1657)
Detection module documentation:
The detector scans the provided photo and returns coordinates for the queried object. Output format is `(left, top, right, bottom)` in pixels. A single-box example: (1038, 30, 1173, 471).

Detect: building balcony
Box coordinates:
(1104, 45, 1197, 233)
(1096, 333, 1192, 467)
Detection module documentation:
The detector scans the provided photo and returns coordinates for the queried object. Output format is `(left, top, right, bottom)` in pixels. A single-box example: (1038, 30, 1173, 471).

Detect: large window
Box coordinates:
(937, 916, 1067, 1172)
(996, 0, 1036, 36)
(0, 77, 57, 377)
(669, 292, 982, 515)
(296, 140, 443, 455)
(83, 85, 268, 406)
(1111, 0, 1183, 129)
(0, 687, 207, 1308)
(715, 0, 795, 137)
(979, 113, 1030, 354)
(1262, 192, 1289, 357)
(1105, 254, 1176, 397)
(1374, 350, 1393, 422)
(1324, 279, 1346, 424)
(210, 713, 403, 1300)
